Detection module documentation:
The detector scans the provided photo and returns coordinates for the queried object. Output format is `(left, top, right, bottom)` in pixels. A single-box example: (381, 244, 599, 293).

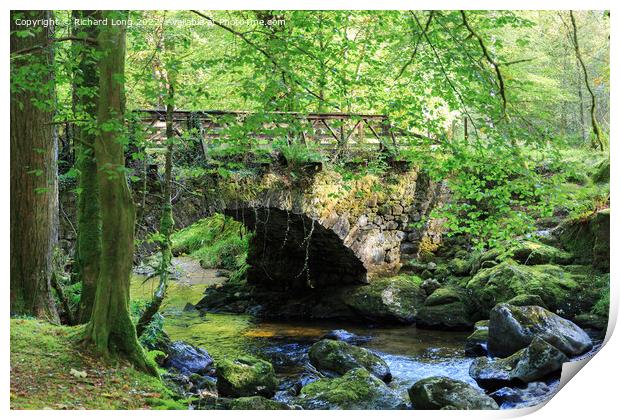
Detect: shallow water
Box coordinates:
(130, 260, 572, 409)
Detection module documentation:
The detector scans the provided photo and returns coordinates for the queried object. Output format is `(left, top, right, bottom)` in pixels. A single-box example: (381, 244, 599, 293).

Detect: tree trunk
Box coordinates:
(84, 12, 155, 375)
(137, 73, 175, 337)
(72, 10, 102, 324)
(10, 10, 59, 321)
(570, 10, 604, 150)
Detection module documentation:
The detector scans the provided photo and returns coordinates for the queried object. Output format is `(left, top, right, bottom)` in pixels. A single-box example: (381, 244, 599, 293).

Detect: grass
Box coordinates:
(10, 318, 184, 410)
(171, 213, 249, 271)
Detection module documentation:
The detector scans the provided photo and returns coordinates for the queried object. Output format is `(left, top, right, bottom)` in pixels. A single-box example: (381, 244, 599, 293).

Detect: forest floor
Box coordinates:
(10, 318, 181, 410)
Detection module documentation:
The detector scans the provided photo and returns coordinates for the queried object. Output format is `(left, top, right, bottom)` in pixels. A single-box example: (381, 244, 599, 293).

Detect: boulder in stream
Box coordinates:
(321, 329, 371, 345)
(488, 304, 593, 357)
(408, 376, 499, 410)
(297, 368, 406, 410)
(470, 337, 568, 390)
(216, 356, 278, 398)
(415, 287, 478, 330)
(164, 341, 214, 375)
(228, 396, 292, 410)
(465, 320, 489, 356)
(337, 276, 426, 324)
(490, 381, 557, 409)
(309, 339, 391, 382)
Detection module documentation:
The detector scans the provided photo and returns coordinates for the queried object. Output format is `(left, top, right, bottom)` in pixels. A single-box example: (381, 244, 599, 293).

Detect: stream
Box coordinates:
(132, 257, 563, 409)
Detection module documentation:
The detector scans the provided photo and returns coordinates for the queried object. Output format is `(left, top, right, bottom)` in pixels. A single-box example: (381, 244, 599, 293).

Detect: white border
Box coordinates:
(2, 1, 617, 420)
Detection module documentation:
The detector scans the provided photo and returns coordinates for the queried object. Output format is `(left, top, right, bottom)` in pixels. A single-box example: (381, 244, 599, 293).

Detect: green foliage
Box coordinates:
(171, 214, 250, 271)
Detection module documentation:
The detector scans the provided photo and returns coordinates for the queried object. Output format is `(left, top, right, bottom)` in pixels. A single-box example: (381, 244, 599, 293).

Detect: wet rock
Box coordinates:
(216, 356, 278, 398)
(573, 313, 608, 331)
(466, 260, 598, 318)
(416, 287, 478, 330)
(408, 376, 498, 410)
(338, 276, 426, 324)
(421, 278, 441, 295)
(228, 396, 291, 410)
(465, 329, 488, 357)
(470, 337, 568, 390)
(322, 329, 371, 345)
(490, 381, 557, 409)
(309, 339, 391, 382)
(297, 368, 406, 410)
(189, 373, 218, 397)
(165, 341, 214, 375)
(506, 294, 547, 308)
(488, 304, 592, 357)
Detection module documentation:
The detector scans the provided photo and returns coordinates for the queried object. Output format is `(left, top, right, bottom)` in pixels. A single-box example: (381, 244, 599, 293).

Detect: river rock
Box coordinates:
(465, 320, 489, 356)
(488, 304, 592, 357)
(297, 368, 406, 410)
(490, 381, 557, 409)
(165, 341, 214, 375)
(321, 329, 371, 345)
(408, 376, 499, 410)
(228, 396, 291, 410)
(466, 259, 597, 318)
(338, 276, 426, 324)
(216, 356, 278, 398)
(309, 339, 391, 382)
(506, 294, 547, 308)
(416, 287, 478, 330)
(470, 337, 568, 390)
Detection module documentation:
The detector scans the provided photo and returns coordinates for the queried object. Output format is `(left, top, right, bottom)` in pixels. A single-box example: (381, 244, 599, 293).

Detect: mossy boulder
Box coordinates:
(448, 258, 471, 276)
(510, 241, 574, 266)
(488, 304, 592, 357)
(573, 313, 608, 331)
(338, 276, 425, 324)
(308, 339, 391, 382)
(556, 209, 609, 271)
(465, 321, 489, 357)
(466, 260, 597, 318)
(408, 376, 498, 410)
(228, 396, 291, 410)
(416, 287, 478, 330)
(297, 368, 406, 410)
(506, 294, 547, 308)
(216, 356, 277, 398)
(470, 337, 568, 390)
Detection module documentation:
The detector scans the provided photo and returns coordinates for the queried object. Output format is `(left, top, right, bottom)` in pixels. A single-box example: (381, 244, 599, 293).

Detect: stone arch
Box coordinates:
(225, 207, 368, 292)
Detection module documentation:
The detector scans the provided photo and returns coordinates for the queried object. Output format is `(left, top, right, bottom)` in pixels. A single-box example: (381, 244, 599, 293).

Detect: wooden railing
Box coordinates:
(135, 109, 400, 159)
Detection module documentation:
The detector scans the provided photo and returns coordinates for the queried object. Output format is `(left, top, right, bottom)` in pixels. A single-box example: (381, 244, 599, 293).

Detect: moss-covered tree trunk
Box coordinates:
(72, 10, 102, 324)
(84, 13, 154, 374)
(10, 10, 60, 321)
(137, 40, 176, 336)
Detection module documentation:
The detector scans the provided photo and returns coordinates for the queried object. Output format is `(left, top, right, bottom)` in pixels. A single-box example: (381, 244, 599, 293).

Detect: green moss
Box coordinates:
(10, 319, 181, 409)
(467, 260, 600, 317)
(216, 356, 277, 398)
(339, 276, 426, 323)
(228, 396, 291, 410)
(299, 368, 405, 410)
(308, 339, 390, 380)
(171, 214, 250, 271)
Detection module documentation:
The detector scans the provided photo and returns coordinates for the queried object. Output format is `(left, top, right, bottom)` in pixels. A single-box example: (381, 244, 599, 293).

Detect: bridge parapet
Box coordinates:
(218, 167, 447, 291)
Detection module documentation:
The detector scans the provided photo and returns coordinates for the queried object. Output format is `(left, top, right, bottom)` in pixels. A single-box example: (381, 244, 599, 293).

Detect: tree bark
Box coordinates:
(83, 12, 155, 375)
(137, 68, 175, 337)
(570, 10, 604, 150)
(72, 10, 102, 324)
(10, 10, 59, 321)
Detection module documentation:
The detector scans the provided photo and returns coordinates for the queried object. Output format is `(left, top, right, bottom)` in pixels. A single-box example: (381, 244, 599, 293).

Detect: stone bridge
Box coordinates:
(214, 167, 447, 292)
